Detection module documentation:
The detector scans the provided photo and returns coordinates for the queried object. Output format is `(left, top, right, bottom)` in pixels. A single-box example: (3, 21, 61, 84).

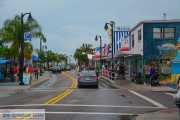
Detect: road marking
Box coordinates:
(128, 90, 167, 109)
(45, 72, 77, 105)
(45, 111, 138, 116)
(30, 89, 58, 92)
(0, 104, 164, 109)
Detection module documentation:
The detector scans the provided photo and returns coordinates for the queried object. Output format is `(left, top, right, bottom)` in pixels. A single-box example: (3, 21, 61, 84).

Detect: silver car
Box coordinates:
(77, 70, 99, 88)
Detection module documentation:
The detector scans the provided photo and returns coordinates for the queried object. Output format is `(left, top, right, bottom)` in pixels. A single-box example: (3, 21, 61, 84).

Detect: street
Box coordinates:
(0, 71, 176, 120)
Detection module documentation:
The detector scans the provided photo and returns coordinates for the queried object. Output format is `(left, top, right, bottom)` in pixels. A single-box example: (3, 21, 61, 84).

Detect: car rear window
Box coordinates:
(80, 71, 96, 76)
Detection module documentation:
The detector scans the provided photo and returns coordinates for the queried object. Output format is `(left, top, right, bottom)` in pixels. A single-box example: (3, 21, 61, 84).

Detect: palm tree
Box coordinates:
(0, 15, 46, 61)
(74, 43, 93, 66)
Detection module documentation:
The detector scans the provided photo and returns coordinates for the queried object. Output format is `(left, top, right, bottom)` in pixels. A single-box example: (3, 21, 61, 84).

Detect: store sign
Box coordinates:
(24, 32, 32, 41)
(114, 28, 130, 54)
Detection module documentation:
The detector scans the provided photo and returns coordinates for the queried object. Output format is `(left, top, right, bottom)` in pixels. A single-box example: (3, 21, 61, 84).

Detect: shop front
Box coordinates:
(0, 59, 14, 82)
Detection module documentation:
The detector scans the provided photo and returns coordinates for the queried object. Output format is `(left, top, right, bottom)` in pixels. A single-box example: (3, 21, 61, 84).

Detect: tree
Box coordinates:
(74, 43, 94, 66)
(41, 50, 67, 68)
(0, 15, 46, 61)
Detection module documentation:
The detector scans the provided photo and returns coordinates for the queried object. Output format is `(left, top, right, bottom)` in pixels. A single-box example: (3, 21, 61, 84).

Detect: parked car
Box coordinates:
(77, 70, 99, 88)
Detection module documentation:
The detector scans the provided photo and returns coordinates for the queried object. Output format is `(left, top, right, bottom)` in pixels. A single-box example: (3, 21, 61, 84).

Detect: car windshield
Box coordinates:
(0, 0, 179, 120)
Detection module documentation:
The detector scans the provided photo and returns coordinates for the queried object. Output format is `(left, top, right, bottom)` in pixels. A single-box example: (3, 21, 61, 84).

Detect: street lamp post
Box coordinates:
(19, 12, 33, 85)
(104, 21, 115, 75)
(95, 35, 102, 70)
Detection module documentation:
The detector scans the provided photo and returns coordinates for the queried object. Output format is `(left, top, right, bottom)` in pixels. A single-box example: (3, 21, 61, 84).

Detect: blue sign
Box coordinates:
(24, 32, 32, 41)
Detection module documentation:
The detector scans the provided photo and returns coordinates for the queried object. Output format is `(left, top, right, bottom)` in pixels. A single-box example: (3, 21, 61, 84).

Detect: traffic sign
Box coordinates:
(24, 32, 32, 41)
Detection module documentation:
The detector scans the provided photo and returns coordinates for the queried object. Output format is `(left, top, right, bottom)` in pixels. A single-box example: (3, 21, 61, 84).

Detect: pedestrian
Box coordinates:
(144, 65, 150, 84)
(27, 65, 33, 83)
(149, 66, 155, 86)
(34, 66, 39, 80)
(95, 64, 100, 77)
(13, 64, 19, 82)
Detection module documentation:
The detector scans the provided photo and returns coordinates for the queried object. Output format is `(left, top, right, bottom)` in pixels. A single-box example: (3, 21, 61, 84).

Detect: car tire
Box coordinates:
(95, 85, 99, 88)
(78, 85, 82, 88)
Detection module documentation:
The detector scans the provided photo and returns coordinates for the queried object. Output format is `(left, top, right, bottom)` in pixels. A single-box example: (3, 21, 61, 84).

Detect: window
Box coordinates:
(153, 28, 162, 39)
(164, 28, 175, 39)
(153, 27, 176, 40)
(138, 29, 141, 41)
(131, 34, 134, 48)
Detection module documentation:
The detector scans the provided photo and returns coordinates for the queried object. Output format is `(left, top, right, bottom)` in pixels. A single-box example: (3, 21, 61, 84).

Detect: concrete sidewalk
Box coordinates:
(0, 71, 50, 97)
(101, 76, 176, 92)
(136, 108, 180, 120)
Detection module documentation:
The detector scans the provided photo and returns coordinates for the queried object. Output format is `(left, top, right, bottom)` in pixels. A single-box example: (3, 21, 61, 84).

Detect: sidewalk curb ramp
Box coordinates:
(100, 76, 120, 89)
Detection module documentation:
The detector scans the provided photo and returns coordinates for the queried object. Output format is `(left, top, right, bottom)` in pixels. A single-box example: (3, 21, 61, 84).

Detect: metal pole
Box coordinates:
(40, 39, 42, 52)
(100, 36, 102, 70)
(111, 23, 114, 65)
(40, 39, 43, 75)
(142, 55, 144, 84)
(19, 13, 25, 85)
(111, 23, 114, 80)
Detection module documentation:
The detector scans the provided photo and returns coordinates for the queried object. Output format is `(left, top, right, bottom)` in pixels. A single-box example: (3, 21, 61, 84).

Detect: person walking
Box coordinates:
(27, 65, 33, 84)
(34, 66, 39, 80)
(149, 66, 155, 86)
(13, 64, 19, 82)
(95, 64, 100, 77)
(144, 65, 150, 84)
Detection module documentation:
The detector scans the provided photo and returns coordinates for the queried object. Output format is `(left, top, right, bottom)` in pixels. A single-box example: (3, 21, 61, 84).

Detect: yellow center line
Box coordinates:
(45, 72, 77, 105)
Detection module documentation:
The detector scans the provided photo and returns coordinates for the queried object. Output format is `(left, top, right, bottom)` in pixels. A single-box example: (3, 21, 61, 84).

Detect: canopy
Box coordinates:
(0, 59, 11, 64)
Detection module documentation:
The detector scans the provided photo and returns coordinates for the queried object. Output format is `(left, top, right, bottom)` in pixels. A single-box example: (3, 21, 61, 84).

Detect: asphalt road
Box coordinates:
(0, 71, 176, 120)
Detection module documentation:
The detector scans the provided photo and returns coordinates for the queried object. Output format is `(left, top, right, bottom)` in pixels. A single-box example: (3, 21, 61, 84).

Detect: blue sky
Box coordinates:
(0, 0, 180, 55)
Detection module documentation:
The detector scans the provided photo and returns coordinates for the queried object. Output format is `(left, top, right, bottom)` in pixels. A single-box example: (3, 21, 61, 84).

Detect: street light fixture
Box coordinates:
(95, 35, 102, 70)
(104, 21, 115, 72)
(19, 12, 34, 85)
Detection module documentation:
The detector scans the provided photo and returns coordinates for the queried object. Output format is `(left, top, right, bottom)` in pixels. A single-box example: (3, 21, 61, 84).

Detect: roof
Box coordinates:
(130, 19, 180, 32)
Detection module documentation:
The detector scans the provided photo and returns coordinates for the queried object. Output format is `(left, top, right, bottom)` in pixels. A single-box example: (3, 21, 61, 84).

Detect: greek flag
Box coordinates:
(113, 31, 129, 54)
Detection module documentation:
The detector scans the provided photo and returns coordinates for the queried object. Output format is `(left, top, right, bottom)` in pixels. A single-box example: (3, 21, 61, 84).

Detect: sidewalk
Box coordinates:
(136, 108, 180, 120)
(0, 71, 50, 97)
(101, 76, 176, 92)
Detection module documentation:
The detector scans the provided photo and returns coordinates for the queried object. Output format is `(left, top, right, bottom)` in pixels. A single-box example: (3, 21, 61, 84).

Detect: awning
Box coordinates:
(0, 59, 11, 64)
(32, 55, 39, 62)
(119, 47, 129, 51)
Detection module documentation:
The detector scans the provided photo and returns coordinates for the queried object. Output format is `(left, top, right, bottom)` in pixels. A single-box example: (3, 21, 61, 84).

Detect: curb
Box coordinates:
(101, 76, 177, 93)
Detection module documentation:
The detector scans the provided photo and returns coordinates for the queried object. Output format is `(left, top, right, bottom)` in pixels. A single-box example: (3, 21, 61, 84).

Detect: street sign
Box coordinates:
(24, 32, 32, 41)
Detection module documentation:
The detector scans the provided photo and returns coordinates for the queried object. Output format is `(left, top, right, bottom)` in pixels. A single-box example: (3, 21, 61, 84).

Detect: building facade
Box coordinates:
(129, 20, 180, 82)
